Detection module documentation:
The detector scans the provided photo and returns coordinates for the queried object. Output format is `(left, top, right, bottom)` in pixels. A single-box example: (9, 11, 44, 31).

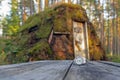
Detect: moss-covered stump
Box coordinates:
(7, 3, 105, 63)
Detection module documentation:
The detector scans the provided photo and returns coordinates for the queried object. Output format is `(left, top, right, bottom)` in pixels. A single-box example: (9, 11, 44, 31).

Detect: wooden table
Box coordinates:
(0, 60, 120, 80)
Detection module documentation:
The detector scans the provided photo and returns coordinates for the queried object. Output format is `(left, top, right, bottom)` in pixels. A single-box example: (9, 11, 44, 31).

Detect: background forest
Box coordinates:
(0, 0, 120, 64)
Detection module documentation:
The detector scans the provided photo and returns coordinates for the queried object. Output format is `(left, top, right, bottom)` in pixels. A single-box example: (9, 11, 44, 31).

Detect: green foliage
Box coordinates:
(53, 3, 88, 32)
(53, 16, 67, 32)
(0, 38, 7, 65)
(0, 38, 16, 65)
(0, 51, 7, 65)
(28, 40, 52, 54)
(35, 20, 52, 39)
(0, 38, 6, 52)
(20, 9, 54, 32)
(4, 38, 28, 64)
(107, 54, 120, 63)
(2, 0, 20, 36)
(88, 23, 105, 60)
(20, 3, 88, 33)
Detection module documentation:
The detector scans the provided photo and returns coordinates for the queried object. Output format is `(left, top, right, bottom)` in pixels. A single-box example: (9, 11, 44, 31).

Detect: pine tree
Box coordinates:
(3, 0, 20, 36)
(45, 0, 49, 9)
(37, 0, 41, 13)
(68, 0, 71, 3)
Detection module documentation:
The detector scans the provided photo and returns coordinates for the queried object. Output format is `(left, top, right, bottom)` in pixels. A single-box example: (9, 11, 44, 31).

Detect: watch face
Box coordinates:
(74, 56, 86, 65)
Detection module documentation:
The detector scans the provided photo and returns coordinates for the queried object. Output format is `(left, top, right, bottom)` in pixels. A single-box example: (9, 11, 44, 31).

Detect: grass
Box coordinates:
(107, 54, 120, 63)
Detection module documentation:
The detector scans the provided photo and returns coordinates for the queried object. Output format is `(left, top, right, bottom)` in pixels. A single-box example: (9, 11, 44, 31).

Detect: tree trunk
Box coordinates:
(37, 0, 41, 12)
(30, 0, 33, 15)
(22, 0, 27, 24)
(80, 0, 83, 5)
(68, 0, 71, 3)
(101, 0, 104, 50)
(62, 0, 65, 3)
(116, 2, 119, 55)
(45, 0, 49, 9)
(107, 0, 110, 54)
(114, 1, 117, 55)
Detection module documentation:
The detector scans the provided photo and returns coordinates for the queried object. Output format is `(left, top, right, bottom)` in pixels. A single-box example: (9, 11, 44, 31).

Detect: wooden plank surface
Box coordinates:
(65, 61, 120, 80)
(0, 60, 120, 80)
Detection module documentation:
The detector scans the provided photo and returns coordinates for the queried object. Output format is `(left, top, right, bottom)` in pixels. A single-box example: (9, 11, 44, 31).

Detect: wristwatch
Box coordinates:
(74, 56, 86, 65)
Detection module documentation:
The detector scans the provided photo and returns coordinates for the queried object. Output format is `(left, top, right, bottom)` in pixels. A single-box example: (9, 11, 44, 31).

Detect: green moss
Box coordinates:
(20, 9, 54, 32)
(0, 38, 8, 52)
(10, 51, 28, 63)
(19, 3, 88, 33)
(6, 3, 92, 63)
(54, 3, 85, 11)
(35, 21, 52, 39)
(53, 3, 88, 32)
(53, 16, 67, 32)
(28, 40, 52, 54)
(107, 54, 120, 63)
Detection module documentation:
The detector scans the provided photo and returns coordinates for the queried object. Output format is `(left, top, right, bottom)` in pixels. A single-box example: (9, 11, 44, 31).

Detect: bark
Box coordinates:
(37, 0, 41, 12)
(22, 0, 27, 24)
(62, 0, 65, 3)
(76, 0, 80, 4)
(45, 0, 49, 8)
(30, 0, 33, 15)
(101, 0, 104, 50)
(116, 1, 119, 55)
(68, 0, 71, 3)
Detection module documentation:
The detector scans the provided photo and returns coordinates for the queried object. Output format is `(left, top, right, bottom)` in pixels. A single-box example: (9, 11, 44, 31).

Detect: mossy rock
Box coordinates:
(7, 3, 105, 63)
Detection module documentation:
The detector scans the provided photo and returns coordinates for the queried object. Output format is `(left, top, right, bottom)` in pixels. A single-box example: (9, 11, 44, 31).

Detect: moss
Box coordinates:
(35, 21, 52, 39)
(54, 3, 85, 11)
(0, 38, 8, 52)
(107, 54, 120, 63)
(53, 3, 88, 32)
(9, 51, 28, 63)
(28, 40, 52, 54)
(19, 3, 88, 33)
(20, 9, 54, 32)
(88, 23, 105, 60)
(53, 16, 67, 32)
(0, 51, 7, 65)
(20, 16, 40, 31)
(6, 3, 104, 63)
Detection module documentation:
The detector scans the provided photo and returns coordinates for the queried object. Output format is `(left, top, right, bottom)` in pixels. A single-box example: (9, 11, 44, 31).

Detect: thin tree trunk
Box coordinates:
(50, 0, 54, 5)
(116, 1, 119, 55)
(37, 0, 41, 12)
(62, 0, 65, 3)
(19, 0, 23, 25)
(45, 0, 49, 9)
(118, 0, 120, 55)
(52, 0, 55, 4)
(89, 0, 91, 21)
(68, 0, 71, 3)
(118, 18, 120, 55)
(76, 0, 80, 4)
(112, 0, 115, 55)
(106, 0, 110, 54)
(30, 0, 33, 15)
(114, 3, 117, 55)
(80, 0, 82, 5)
(22, 0, 27, 24)
(98, 0, 101, 38)
(101, 0, 104, 49)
